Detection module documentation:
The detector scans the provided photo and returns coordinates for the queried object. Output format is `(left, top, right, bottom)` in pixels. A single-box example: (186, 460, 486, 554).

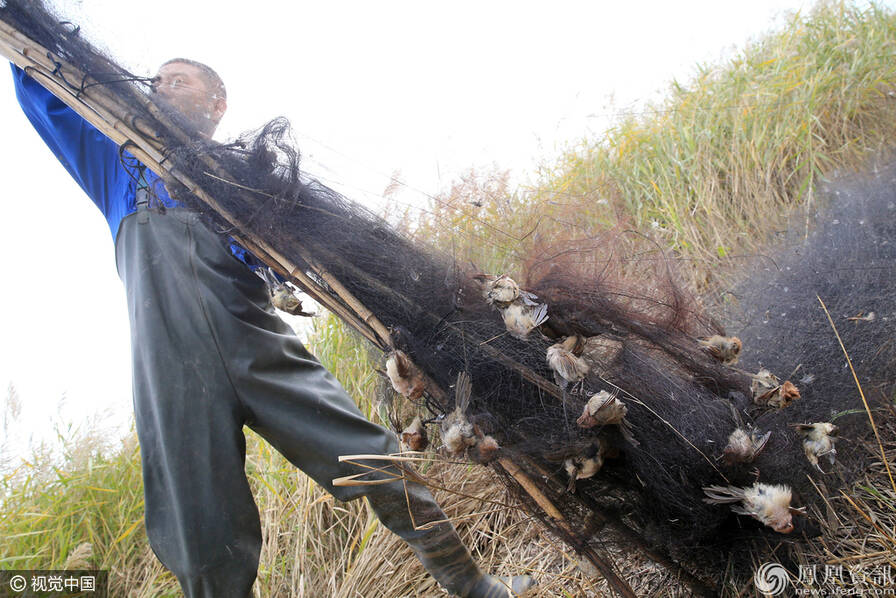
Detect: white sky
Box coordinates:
(2, 0, 886, 463)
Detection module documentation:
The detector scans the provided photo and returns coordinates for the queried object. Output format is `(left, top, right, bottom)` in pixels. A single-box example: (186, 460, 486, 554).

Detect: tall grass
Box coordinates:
(536, 2, 896, 282)
(2, 2, 895, 596)
(415, 2, 896, 289)
(0, 426, 180, 596)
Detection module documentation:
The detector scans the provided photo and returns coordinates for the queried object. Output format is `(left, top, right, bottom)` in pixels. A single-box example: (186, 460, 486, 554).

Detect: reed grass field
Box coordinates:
(3, 2, 896, 596)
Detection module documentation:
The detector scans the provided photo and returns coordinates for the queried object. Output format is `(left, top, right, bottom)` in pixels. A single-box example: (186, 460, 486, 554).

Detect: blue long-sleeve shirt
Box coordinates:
(11, 64, 256, 265)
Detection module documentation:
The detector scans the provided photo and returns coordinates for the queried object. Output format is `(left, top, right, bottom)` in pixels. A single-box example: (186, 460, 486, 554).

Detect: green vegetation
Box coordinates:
(3, 2, 895, 595)
(0, 426, 180, 597)
(418, 1, 896, 288)
(560, 0, 896, 263)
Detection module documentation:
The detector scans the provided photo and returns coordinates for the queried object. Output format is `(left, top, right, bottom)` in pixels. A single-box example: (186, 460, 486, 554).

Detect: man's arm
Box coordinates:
(13, 64, 272, 269)
(11, 64, 133, 235)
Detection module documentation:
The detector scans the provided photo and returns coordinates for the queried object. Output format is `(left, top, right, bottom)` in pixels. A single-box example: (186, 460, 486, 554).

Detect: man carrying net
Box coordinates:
(10, 57, 535, 598)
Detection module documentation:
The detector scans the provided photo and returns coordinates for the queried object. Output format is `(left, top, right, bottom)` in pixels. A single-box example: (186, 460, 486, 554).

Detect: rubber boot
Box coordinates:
(364, 470, 535, 597)
(399, 521, 536, 597)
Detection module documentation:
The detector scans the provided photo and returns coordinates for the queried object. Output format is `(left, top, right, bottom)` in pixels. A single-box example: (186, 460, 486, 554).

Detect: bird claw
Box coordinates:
(620, 420, 640, 447)
(258, 266, 279, 290)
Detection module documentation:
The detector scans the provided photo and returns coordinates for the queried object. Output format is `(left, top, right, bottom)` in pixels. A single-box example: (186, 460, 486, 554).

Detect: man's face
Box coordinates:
(151, 62, 225, 135)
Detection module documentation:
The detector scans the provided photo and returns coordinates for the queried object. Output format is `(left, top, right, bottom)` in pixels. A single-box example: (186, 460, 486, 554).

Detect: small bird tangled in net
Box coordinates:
(3, 2, 894, 594)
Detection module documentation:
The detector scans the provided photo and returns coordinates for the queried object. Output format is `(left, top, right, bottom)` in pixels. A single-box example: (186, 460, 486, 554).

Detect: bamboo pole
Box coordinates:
(498, 458, 564, 521)
(336, 453, 638, 598)
(525, 457, 717, 596)
(0, 24, 166, 151)
(288, 245, 392, 345)
(498, 460, 638, 598)
(235, 236, 385, 349)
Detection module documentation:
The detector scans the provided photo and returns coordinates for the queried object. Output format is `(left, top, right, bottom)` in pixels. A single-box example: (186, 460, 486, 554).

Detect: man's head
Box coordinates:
(151, 58, 227, 137)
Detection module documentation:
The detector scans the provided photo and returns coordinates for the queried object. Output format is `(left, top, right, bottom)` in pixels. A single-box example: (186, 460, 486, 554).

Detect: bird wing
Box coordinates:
(455, 370, 472, 412)
(703, 485, 746, 504)
(729, 504, 754, 517)
(701, 344, 722, 360)
(530, 303, 549, 327)
(560, 334, 580, 353)
(792, 423, 815, 436)
(519, 290, 540, 306)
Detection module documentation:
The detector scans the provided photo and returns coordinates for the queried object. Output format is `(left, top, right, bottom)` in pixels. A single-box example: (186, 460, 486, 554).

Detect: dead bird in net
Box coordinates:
(793, 422, 839, 473)
(399, 416, 429, 452)
(750, 368, 801, 408)
(384, 349, 426, 401)
(703, 483, 802, 534)
(698, 334, 742, 365)
(721, 427, 771, 466)
(257, 267, 315, 316)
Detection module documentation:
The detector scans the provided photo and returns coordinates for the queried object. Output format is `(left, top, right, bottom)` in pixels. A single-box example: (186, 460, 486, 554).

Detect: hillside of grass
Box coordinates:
(416, 1, 896, 289)
(3, 2, 895, 596)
